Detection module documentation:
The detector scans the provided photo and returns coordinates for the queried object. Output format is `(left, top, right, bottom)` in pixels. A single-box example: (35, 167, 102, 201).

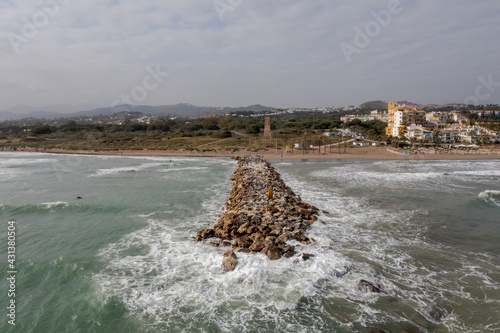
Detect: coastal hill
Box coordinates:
(359, 100, 388, 109)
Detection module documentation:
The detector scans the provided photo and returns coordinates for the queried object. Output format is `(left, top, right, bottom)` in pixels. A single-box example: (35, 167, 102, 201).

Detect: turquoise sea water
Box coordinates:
(1, 152, 499, 332)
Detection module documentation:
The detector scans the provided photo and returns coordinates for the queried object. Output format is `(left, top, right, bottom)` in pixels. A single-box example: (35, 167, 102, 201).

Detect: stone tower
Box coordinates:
(263, 117, 272, 138)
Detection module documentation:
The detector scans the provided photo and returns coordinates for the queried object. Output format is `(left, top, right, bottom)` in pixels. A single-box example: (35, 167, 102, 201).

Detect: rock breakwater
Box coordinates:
(195, 155, 320, 270)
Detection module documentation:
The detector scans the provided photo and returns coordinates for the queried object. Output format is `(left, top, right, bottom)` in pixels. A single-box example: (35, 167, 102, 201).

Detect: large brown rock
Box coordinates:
(237, 222, 250, 234)
(249, 239, 265, 252)
(225, 251, 237, 260)
(199, 229, 214, 239)
(222, 258, 238, 271)
(267, 247, 281, 260)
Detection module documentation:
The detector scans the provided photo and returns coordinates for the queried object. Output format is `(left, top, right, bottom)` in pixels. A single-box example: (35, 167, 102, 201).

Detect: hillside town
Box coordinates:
(341, 102, 500, 144)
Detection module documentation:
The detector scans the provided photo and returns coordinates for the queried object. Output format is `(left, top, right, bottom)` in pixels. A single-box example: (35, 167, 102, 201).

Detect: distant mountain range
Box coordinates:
(0, 101, 471, 121)
(0, 103, 275, 121)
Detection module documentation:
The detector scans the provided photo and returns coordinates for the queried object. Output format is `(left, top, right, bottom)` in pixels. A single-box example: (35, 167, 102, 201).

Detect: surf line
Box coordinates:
(195, 155, 322, 271)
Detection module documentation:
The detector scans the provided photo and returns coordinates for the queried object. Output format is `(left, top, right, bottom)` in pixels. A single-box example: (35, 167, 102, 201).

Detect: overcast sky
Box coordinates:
(1, 0, 499, 112)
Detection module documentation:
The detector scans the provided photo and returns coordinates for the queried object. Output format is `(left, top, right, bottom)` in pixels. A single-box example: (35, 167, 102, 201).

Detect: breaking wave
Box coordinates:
(478, 190, 500, 207)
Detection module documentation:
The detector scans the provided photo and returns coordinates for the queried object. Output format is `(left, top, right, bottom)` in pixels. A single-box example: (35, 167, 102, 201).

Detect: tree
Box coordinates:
(245, 124, 261, 135)
(31, 122, 52, 134)
(479, 134, 488, 145)
(347, 119, 362, 127)
(398, 122, 408, 142)
(432, 129, 441, 144)
(219, 118, 236, 130)
(202, 118, 220, 130)
(62, 120, 78, 132)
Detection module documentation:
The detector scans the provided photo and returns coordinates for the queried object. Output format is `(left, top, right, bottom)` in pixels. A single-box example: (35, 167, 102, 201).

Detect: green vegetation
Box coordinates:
(0, 111, 361, 152)
(2, 105, 496, 152)
(344, 119, 387, 140)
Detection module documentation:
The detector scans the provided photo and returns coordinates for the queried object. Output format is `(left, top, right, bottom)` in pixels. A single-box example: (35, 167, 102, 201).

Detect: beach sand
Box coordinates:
(17, 146, 500, 161)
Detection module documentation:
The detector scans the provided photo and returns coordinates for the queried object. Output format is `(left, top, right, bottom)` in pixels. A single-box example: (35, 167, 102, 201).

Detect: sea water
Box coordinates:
(0, 152, 499, 332)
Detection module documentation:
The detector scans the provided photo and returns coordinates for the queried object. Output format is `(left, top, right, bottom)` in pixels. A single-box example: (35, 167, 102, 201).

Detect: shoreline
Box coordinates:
(2, 147, 500, 161)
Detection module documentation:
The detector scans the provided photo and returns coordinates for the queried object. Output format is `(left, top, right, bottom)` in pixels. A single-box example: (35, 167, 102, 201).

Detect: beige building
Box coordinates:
(385, 103, 426, 137)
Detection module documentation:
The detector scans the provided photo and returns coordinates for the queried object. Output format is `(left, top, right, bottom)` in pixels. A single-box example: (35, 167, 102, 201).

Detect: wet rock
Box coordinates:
(331, 267, 350, 278)
(358, 279, 386, 294)
(222, 258, 238, 271)
(267, 247, 281, 260)
(249, 239, 265, 252)
(200, 229, 214, 239)
(428, 304, 447, 322)
(277, 232, 291, 243)
(283, 245, 296, 258)
(301, 253, 315, 261)
(225, 251, 237, 261)
(237, 222, 250, 234)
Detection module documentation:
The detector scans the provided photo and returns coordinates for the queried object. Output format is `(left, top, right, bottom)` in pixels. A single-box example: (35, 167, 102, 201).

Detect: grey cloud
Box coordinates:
(1, 0, 499, 112)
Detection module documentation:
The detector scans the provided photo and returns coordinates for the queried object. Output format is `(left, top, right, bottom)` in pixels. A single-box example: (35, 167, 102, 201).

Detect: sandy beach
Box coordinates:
(11, 146, 500, 161)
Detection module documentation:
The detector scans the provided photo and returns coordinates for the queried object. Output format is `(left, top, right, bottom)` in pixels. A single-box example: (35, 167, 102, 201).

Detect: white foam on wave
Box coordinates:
(312, 159, 500, 192)
(93, 154, 236, 165)
(90, 162, 164, 177)
(311, 164, 446, 191)
(0, 158, 54, 166)
(92, 159, 500, 331)
(454, 170, 500, 177)
(0, 157, 55, 181)
(0, 152, 54, 158)
(93, 174, 352, 331)
(0, 167, 29, 181)
(158, 166, 209, 173)
(94, 218, 352, 331)
(275, 162, 500, 331)
(478, 190, 500, 207)
(37, 201, 70, 209)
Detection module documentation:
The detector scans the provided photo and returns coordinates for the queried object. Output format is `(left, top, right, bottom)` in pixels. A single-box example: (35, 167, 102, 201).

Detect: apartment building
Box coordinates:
(386, 104, 426, 137)
(406, 124, 499, 143)
(406, 124, 433, 140)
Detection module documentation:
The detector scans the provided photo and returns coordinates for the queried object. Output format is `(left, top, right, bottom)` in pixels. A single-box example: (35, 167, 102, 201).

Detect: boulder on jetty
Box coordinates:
(195, 155, 320, 270)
